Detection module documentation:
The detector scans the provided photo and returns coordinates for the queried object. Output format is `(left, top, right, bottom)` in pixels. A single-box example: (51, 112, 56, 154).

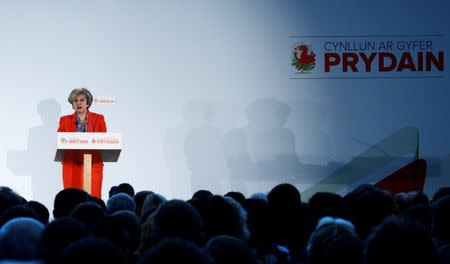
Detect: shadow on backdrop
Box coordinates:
(183, 101, 228, 195)
(164, 101, 228, 197)
(224, 98, 315, 194)
(287, 100, 334, 165)
(7, 98, 61, 210)
(164, 101, 205, 198)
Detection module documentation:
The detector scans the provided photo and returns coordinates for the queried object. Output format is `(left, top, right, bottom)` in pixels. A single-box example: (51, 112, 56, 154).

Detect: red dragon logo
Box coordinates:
(292, 44, 316, 73)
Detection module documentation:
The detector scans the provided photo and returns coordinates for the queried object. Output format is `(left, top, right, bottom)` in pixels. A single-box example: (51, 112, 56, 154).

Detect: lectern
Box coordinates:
(55, 132, 122, 195)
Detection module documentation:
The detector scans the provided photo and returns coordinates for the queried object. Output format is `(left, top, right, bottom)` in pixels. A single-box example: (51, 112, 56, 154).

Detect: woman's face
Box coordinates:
(72, 95, 88, 114)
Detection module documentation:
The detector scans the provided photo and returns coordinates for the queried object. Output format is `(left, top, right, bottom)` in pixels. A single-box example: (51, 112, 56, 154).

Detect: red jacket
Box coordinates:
(57, 111, 107, 198)
(57, 111, 107, 164)
(58, 111, 107, 133)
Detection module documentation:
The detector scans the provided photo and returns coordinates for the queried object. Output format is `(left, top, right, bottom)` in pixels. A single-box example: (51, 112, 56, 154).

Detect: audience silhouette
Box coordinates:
(0, 174, 449, 263)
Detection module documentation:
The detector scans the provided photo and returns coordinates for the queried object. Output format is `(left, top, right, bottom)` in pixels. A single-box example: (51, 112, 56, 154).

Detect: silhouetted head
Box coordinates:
(114, 183, 135, 198)
(202, 195, 249, 241)
(439, 244, 450, 264)
(308, 192, 344, 229)
(0, 217, 45, 260)
(150, 199, 204, 246)
(249, 192, 268, 201)
(432, 186, 450, 203)
(307, 217, 362, 264)
(25, 200, 49, 225)
(206, 235, 258, 264)
(268, 183, 302, 210)
(142, 193, 167, 218)
(138, 238, 213, 264)
(134, 190, 153, 217)
(406, 191, 429, 208)
(89, 195, 106, 210)
(111, 210, 141, 253)
(60, 238, 127, 264)
(432, 195, 450, 246)
(344, 184, 393, 239)
(393, 192, 409, 214)
(40, 217, 88, 264)
(107, 193, 136, 214)
(0, 189, 26, 216)
(53, 188, 90, 219)
(404, 204, 432, 231)
(0, 205, 39, 228)
(192, 190, 213, 200)
(93, 215, 130, 253)
(109, 186, 118, 198)
(225, 192, 246, 205)
(70, 201, 106, 229)
(365, 216, 438, 264)
(243, 198, 275, 255)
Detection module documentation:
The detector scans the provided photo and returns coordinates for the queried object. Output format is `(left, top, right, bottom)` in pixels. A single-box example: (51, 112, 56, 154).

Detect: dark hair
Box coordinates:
(150, 200, 204, 246)
(114, 183, 135, 197)
(0, 217, 45, 260)
(344, 184, 393, 239)
(432, 186, 450, 203)
(307, 219, 362, 264)
(192, 190, 213, 200)
(0, 205, 39, 228)
(267, 183, 307, 260)
(203, 195, 247, 241)
(107, 193, 136, 214)
(138, 238, 213, 264)
(225, 192, 246, 205)
(404, 204, 432, 231)
(70, 202, 106, 230)
(24, 200, 49, 225)
(134, 190, 153, 217)
(40, 217, 88, 264)
(111, 210, 141, 253)
(365, 216, 438, 264)
(308, 192, 344, 229)
(406, 191, 429, 207)
(141, 193, 167, 219)
(0, 190, 25, 216)
(268, 183, 302, 209)
(53, 188, 90, 219)
(206, 235, 258, 264)
(109, 186, 118, 198)
(93, 216, 130, 253)
(432, 195, 450, 246)
(89, 195, 107, 210)
(243, 198, 275, 256)
(60, 238, 127, 264)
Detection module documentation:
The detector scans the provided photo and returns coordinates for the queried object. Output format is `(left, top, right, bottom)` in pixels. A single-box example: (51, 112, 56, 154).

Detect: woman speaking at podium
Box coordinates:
(57, 88, 107, 198)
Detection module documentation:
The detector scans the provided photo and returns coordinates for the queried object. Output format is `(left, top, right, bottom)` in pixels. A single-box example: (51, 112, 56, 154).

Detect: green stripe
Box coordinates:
(301, 126, 420, 200)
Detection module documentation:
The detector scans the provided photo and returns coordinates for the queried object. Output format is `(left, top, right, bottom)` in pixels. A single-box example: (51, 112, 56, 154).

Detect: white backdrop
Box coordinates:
(0, 0, 449, 210)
